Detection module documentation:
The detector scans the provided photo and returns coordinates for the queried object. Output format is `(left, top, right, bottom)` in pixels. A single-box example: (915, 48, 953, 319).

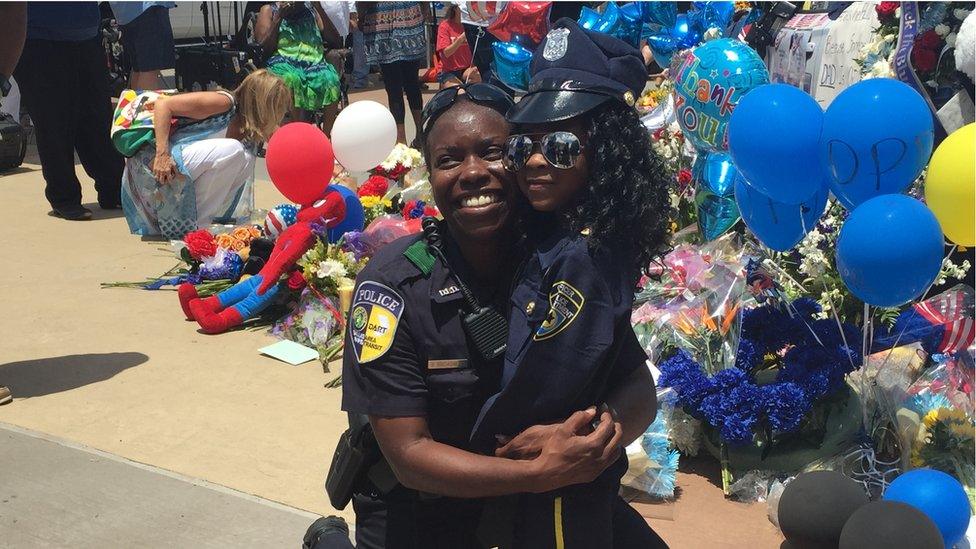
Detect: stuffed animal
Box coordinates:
(177, 123, 347, 334)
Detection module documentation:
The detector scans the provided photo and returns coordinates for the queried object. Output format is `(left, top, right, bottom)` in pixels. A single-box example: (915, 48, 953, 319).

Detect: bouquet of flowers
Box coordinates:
(357, 175, 395, 226)
(900, 354, 975, 506)
(370, 143, 424, 185)
(103, 225, 262, 295)
(271, 288, 345, 366)
(633, 234, 748, 371)
(296, 238, 367, 300)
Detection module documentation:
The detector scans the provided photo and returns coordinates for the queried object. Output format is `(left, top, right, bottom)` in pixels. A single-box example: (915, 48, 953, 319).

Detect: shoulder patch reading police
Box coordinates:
(534, 280, 584, 341)
(350, 281, 405, 363)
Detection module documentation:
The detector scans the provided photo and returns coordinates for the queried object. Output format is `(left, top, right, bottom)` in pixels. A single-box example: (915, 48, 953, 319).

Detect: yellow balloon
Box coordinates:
(925, 123, 975, 246)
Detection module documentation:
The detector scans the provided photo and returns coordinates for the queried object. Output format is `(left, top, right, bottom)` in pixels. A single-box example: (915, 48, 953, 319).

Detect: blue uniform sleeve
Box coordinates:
(341, 267, 429, 418)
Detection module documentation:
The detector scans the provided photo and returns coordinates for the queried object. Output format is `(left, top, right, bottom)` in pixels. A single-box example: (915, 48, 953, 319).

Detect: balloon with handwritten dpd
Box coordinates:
(671, 39, 769, 152)
(820, 79, 934, 210)
(735, 175, 828, 252)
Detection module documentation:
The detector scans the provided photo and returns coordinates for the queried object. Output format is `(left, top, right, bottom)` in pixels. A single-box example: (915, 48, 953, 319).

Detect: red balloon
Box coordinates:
(488, 2, 551, 45)
(265, 122, 335, 206)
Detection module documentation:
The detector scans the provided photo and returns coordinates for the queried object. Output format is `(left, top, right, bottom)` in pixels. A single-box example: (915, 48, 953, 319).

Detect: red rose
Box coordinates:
(912, 46, 937, 73)
(423, 205, 439, 217)
(286, 270, 307, 291)
(677, 168, 693, 185)
(357, 175, 390, 198)
(917, 30, 941, 50)
(876, 1, 898, 19)
(184, 229, 216, 260)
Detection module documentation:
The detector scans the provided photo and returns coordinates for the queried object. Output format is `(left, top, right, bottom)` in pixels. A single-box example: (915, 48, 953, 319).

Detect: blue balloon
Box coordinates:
(327, 184, 365, 243)
(693, 151, 737, 196)
(884, 469, 971, 549)
(641, 1, 677, 27)
(729, 84, 826, 204)
(646, 13, 699, 69)
(578, 6, 602, 29)
(735, 176, 827, 252)
(836, 194, 944, 307)
(693, 1, 735, 33)
(595, 1, 619, 33)
(672, 39, 769, 152)
(695, 185, 739, 241)
(821, 79, 935, 209)
(491, 41, 532, 92)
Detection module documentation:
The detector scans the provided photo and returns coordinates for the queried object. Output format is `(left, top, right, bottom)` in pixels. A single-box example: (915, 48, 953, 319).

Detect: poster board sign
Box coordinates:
(767, 3, 880, 107)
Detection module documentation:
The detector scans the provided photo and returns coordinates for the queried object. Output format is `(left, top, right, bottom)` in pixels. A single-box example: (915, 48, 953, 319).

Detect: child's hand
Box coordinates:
(494, 423, 560, 460)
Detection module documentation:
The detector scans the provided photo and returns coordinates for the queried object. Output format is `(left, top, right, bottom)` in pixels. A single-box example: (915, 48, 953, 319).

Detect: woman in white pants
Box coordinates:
(121, 69, 291, 238)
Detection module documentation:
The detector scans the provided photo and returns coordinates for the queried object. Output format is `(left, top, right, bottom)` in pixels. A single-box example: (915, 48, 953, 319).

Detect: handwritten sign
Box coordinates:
(767, 3, 880, 107)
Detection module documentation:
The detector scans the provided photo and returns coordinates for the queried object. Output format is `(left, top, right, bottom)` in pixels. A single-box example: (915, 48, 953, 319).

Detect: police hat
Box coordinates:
(507, 18, 648, 125)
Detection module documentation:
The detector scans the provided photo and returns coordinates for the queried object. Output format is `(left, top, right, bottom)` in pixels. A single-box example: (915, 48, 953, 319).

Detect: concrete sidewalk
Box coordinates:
(0, 423, 328, 548)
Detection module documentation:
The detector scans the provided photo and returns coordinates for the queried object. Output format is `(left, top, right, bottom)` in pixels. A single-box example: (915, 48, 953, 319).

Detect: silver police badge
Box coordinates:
(542, 28, 570, 62)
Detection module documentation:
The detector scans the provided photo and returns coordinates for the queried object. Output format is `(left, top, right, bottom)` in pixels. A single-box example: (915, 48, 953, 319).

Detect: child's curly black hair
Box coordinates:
(565, 100, 672, 279)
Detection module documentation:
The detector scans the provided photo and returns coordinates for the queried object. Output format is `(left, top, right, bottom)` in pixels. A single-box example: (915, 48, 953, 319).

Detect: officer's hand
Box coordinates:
(494, 423, 560, 460)
(530, 408, 623, 492)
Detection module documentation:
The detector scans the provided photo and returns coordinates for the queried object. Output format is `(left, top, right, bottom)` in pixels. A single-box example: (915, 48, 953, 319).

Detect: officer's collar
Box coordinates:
(528, 223, 575, 272)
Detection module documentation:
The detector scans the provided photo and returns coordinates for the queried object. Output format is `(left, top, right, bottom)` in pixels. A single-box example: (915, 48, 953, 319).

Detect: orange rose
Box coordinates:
(231, 239, 247, 252)
(247, 226, 261, 239)
(215, 234, 236, 249)
(231, 227, 253, 243)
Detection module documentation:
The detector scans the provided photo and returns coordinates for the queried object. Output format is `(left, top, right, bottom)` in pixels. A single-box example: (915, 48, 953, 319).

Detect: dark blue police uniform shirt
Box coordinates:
(341, 230, 506, 452)
(470, 228, 646, 452)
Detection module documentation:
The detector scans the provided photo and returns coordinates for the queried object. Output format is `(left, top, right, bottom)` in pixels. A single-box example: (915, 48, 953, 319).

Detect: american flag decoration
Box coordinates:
(264, 204, 298, 239)
(913, 285, 975, 354)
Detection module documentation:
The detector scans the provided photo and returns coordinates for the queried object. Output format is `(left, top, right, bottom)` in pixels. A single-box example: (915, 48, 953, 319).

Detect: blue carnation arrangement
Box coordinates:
(658, 298, 862, 444)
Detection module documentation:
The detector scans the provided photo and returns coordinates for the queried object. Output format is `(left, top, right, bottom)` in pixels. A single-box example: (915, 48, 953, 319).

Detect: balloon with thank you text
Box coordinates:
(331, 101, 396, 172)
(836, 194, 944, 308)
(735, 175, 828, 252)
(729, 83, 826, 204)
(924, 123, 975, 247)
(820, 79, 934, 210)
(265, 122, 334, 205)
(671, 38, 769, 152)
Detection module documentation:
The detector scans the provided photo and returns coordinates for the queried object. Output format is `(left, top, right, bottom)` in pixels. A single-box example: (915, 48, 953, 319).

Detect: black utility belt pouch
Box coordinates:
(325, 422, 378, 509)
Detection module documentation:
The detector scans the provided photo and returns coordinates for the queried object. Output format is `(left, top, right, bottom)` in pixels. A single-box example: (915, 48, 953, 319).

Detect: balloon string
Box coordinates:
(843, 444, 901, 496)
(860, 302, 873, 430)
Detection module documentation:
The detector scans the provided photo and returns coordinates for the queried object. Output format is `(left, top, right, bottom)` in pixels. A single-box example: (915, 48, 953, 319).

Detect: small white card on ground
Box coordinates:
(259, 340, 319, 366)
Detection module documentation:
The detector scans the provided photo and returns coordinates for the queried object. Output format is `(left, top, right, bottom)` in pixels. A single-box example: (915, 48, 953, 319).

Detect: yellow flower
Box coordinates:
(360, 195, 381, 209)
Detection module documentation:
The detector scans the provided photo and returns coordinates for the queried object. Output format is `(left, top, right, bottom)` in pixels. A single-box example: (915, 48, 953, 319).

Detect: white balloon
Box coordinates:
(331, 101, 397, 172)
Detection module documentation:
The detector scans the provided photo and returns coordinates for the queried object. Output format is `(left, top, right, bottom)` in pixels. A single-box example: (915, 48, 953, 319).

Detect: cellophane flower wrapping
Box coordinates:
(633, 233, 748, 374)
(272, 288, 344, 366)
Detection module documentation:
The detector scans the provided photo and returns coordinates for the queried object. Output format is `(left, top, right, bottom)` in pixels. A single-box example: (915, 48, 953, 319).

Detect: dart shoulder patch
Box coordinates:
(350, 281, 404, 363)
(534, 281, 584, 341)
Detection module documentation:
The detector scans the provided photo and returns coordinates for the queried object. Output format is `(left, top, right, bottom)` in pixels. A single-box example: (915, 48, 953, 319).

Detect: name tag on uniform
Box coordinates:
(427, 359, 468, 370)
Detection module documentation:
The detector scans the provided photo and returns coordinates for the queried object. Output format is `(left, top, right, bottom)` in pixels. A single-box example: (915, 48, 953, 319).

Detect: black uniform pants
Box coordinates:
(14, 37, 123, 210)
(333, 490, 668, 549)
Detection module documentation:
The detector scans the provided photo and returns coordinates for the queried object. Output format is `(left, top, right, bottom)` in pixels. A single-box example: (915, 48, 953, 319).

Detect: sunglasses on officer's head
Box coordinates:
(503, 132, 584, 171)
(421, 83, 515, 135)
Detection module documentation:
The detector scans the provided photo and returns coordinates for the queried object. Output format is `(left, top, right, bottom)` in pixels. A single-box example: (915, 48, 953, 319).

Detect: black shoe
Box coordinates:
(98, 198, 122, 210)
(303, 516, 350, 549)
(51, 205, 93, 220)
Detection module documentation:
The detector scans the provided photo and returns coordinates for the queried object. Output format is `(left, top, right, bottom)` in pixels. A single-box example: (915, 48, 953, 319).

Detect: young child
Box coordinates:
(469, 20, 672, 548)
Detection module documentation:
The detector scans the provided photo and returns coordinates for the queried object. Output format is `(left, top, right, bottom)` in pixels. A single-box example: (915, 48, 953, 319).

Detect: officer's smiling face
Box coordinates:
(514, 117, 589, 213)
(426, 100, 518, 243)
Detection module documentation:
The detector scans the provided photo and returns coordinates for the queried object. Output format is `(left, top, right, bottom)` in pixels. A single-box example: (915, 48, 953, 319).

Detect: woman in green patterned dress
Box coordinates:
(255, 1, 341, 126)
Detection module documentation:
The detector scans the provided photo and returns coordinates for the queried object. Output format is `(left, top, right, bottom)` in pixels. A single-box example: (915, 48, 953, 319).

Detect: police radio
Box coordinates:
(422, 217, 508, 361)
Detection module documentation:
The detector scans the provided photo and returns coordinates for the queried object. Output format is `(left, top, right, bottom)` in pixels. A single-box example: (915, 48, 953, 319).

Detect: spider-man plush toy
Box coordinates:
(178, 122, 347, 334)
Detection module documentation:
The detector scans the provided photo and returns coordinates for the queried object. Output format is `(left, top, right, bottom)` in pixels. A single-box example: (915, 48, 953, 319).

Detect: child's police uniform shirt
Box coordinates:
(470, 229, 646, 451)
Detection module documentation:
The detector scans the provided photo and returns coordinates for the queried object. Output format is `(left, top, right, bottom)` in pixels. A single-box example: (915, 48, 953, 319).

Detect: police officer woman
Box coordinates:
(330, 83, 659, 549)
(468, 19, 672, 548)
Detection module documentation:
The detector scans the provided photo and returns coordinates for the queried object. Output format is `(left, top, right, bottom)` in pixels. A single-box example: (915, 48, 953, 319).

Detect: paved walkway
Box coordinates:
(0, 423, 327, 548)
